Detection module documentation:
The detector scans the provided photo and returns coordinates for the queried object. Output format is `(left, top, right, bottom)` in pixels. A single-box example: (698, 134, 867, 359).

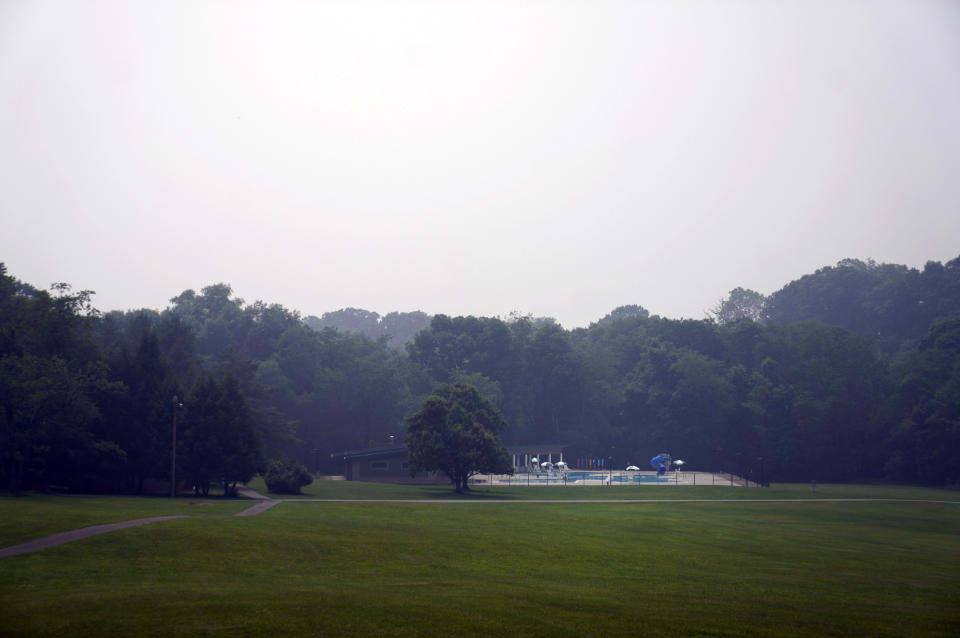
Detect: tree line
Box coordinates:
(2, 255, 959, 492)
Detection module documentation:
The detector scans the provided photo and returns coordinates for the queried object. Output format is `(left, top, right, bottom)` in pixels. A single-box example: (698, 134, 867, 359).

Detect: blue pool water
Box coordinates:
(565, 472, 670, 483)
(614, 474, 671, 483)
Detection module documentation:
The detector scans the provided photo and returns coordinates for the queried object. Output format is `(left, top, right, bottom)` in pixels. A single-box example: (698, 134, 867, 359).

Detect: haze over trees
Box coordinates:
(2, 255, 960, 492)
(303, 309, 432, 348)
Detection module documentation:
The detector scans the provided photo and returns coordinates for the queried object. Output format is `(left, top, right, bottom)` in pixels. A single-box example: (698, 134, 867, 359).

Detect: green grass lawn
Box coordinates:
(248, 475, 959, 502)
(2, 484, 958, 637)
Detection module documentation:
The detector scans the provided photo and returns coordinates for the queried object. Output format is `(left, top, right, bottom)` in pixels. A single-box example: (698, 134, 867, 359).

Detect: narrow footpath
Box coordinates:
(234, 487, 281, 516)
(0, 487, 277, 558)
(0, 516, 189, 559)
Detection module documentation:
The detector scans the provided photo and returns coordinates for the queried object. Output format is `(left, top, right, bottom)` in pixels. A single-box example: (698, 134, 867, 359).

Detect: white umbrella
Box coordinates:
(674, 459, 685, 466)
(556, 461, 568, 468)
(625, 465, 640, 471)
(540, 461, 553, 468)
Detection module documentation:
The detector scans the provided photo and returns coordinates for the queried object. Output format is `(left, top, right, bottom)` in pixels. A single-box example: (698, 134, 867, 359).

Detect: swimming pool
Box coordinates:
(482, 471, 674, 485)
(565, 472, 670, 483)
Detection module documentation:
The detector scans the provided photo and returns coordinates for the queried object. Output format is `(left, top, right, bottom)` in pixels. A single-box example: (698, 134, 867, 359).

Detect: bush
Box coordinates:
(263, 458, 313, 494)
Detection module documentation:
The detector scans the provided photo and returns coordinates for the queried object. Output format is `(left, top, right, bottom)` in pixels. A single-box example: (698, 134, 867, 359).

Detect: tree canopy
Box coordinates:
(406, 384, 512, 491)
(2, 254, 960, 492)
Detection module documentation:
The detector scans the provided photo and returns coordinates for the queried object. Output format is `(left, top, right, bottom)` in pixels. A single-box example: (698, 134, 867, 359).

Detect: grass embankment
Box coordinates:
(0, 493, 250, 547)
(1, 483, 958, 637)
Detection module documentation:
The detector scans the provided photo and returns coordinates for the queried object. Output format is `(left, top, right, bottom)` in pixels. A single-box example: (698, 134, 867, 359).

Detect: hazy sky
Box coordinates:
(2, 1, 959, 328)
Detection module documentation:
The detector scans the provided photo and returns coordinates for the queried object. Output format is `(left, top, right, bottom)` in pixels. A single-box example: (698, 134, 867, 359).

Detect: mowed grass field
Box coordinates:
(247, 476, 959, 501)
(1, 483, 958, 637)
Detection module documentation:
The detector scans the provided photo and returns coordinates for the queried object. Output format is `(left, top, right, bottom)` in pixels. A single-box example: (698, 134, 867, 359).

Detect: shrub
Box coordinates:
(263, 458, 313, 494)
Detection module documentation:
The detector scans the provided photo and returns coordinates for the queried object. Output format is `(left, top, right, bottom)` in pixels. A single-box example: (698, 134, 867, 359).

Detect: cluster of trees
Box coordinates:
(404, 308, 893, 483)
(0, 270, 265, 494)
(0, 268, 418, 493)
(2, 255, 959, 492)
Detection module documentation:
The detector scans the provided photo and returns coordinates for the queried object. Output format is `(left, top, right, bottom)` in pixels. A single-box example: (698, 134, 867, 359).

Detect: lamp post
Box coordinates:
(170, 395, 182, 498)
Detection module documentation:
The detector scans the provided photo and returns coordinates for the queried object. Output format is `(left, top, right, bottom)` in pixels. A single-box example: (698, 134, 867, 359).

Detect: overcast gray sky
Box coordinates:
(2, 1, 959, 327)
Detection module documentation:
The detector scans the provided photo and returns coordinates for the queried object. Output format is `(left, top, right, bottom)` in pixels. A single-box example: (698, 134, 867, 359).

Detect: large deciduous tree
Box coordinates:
(406, 383, 512, 492)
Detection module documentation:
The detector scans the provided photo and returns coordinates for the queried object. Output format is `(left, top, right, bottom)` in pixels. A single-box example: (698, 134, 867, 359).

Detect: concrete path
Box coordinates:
(0, 486, 278, 558)
(0, 516, 189, 558)
(234, 486, 281, 516)
(235, 500, 281, 516)
(236, 486, 270, 500)
(263, 497, 960, 504)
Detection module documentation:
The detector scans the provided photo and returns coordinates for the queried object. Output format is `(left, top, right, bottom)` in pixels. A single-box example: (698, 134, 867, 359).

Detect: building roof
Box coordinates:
(504, 443, 567, 454)
(332, 443, 566, 461)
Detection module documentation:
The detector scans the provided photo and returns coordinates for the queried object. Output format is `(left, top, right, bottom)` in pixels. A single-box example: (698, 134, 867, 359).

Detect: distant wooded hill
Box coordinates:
(714, 257, 960, 352)
(303, 309, 432, 347)
(304, 257, 960, 354)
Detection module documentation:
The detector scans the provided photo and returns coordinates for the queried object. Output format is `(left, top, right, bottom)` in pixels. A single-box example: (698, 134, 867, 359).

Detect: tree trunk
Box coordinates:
(8, 452, 24, 493)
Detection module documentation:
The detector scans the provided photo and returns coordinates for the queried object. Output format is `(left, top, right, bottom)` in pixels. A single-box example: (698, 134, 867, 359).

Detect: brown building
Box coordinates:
(331, 446, 442, 484)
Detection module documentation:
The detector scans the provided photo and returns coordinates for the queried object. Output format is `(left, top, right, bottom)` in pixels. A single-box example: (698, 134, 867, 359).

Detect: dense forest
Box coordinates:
(3, 256, 960, 493)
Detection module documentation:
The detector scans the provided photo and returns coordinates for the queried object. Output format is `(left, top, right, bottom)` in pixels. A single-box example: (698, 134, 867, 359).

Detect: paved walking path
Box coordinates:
(234, 487, 281, 516)
(0, 487, 275, 558)
(236, 486, 270, 500)
(266, 497, 960, 504)
(0, 516, 189, 558)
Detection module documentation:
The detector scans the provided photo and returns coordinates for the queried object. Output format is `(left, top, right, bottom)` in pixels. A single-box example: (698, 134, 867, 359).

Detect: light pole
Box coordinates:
(170, 395, 182, 497)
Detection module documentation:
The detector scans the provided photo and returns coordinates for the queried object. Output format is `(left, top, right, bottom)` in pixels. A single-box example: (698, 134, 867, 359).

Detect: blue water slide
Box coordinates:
(650, 454, 670, 477)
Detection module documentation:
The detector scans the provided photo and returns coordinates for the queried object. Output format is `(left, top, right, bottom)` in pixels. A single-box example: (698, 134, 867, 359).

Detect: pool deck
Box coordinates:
(472, 471, 749, 487)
